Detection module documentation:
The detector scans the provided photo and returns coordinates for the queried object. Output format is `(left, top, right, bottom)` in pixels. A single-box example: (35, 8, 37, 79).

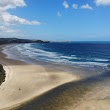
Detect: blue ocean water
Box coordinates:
(3, 42, 110, 70)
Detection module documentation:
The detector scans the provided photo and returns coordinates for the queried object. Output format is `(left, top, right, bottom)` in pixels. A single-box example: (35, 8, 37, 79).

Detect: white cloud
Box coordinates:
(0, 0, 42, 37)
(63, 1, 69, 9)
(81, 4, 93, 10)
(0, 12, 41, 25)
(0, 0, 26, 12)
(0, 26, 18, 33)
(57, 11, 61, 17)
(95, 0, 110, 5)
(0, 0, 41, 26)
(72, 4, 78, 9)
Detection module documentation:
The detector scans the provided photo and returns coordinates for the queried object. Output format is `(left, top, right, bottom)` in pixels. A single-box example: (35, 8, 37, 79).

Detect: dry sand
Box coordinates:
(0, 45, 78, 110)
(0, 45, 110, 110)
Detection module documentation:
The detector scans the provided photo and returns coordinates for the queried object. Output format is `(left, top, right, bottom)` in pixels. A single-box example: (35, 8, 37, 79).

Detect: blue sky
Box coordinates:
(0, 0, 110, 41)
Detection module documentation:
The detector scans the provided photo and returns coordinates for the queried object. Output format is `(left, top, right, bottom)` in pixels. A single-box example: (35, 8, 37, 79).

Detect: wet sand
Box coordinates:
(0, 45, 110, 110)
(0, 45, 78, 110)
(11, 70, 110, 110)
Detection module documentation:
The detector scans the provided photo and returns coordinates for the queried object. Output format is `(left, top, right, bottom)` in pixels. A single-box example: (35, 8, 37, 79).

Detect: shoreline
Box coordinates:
(0, 44, 110, 110)
(0, 45, 79, 110)
(2, 44, 102, 80)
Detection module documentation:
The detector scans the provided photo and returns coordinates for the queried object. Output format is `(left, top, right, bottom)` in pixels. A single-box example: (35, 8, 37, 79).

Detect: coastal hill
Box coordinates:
(0, 38, 50, 44)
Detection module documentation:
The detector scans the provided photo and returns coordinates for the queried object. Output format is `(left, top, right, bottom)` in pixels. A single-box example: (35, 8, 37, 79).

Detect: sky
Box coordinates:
(0, 0, 110, 41)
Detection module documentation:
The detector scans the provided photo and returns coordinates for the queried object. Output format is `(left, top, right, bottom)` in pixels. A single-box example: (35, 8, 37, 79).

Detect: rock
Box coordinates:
(0, 64, 6, 86)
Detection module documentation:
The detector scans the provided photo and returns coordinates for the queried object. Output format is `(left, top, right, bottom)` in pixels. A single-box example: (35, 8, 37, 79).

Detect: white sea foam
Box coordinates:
(2, 43, 110, 69)
(20, 44, 58, 58)
(60, 56, 75, 59)
(93, 58, 109, 62)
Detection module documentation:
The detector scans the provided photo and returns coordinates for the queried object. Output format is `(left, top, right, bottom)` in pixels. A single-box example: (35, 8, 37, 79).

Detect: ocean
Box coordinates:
(3, 42, 110, 71)
(2, 42, 110, 110)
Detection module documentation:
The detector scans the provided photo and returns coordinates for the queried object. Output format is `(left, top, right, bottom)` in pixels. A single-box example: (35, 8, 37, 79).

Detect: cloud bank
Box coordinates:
(95, 0, 110, 6)
(0, 0, 41, 33)
(0, 12, 41, 25)
(0, 0, 26, 12)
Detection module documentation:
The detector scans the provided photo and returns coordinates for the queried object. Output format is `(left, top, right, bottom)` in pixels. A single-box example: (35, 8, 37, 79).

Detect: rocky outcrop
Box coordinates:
(0, 64, 5, 86)
(0, 38, 50, 45)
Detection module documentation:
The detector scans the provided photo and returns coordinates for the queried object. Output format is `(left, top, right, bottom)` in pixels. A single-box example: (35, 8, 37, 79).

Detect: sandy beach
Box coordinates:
(0, 45, 110, 110)
(0, 45, 79, 110)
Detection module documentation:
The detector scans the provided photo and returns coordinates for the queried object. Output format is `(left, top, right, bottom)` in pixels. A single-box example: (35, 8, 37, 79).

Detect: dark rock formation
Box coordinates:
(0, 64, 5, 86)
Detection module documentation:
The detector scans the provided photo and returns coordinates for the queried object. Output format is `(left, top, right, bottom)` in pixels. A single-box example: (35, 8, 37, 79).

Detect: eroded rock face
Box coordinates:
(0, 64, 5, 85)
